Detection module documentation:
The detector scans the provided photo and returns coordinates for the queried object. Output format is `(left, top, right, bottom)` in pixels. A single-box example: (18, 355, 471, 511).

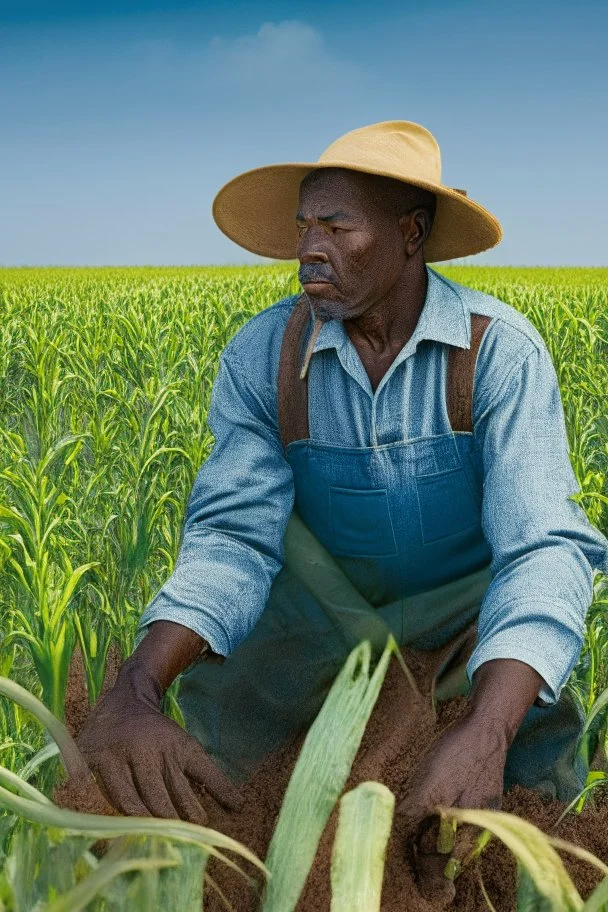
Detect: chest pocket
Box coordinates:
(329, 485, 398, 558)
(415, 465, 481, 544)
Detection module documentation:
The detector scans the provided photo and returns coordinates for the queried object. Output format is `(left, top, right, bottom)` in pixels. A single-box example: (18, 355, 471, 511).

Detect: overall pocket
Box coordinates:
(329, 485, 398, 557)
(415, 466, 481, 544)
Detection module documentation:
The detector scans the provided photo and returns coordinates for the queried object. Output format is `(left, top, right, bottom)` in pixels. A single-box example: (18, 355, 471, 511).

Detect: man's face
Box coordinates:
(295, 168, 412, 321)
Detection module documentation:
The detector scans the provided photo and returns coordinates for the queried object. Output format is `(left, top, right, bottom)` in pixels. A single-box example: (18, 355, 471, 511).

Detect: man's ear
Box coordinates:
(399, 209, 431, 257)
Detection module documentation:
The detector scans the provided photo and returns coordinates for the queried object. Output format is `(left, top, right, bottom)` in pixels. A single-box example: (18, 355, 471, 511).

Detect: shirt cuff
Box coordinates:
(466, 605, 584, 705)
(136, 596, 231, 656)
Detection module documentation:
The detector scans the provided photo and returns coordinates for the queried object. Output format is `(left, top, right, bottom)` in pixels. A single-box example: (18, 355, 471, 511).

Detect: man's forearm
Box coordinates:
(119, 621, 209, 698)
(467, 658, 544, 747)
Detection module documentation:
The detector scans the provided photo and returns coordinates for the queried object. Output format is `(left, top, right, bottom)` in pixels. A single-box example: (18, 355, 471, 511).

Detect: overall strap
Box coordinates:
(277, 295, 311, 450)
(277, 298, 492, 448)
(446, 314, 492, 433)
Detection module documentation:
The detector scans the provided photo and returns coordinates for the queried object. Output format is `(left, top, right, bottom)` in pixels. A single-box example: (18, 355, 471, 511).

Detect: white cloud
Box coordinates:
(208, 20, 325, 63)
(202, 20, 368, 101)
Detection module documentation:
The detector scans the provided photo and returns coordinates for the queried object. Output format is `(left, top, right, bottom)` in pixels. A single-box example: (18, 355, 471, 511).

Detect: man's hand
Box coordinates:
(396, 710, 506, 900)
(396, 658, 544, 896)
(397, 709, 506, 822)
(76, 620, 244, 823)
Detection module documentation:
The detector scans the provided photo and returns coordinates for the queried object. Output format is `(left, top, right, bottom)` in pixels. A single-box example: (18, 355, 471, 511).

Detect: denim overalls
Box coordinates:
(178, 298, 588, 800)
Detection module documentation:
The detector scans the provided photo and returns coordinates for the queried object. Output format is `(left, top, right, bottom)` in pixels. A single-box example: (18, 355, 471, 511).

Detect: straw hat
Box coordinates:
(212, 120, 502, 263)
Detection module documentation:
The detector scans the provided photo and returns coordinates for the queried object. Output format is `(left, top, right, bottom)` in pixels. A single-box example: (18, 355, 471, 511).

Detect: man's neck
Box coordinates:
(344, 262, 428, 356)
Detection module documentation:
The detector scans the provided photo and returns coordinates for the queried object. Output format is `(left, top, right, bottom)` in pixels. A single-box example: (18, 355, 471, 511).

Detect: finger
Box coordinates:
(181, 738, 244, 812)
(405, 816, 458, 906)
(94, 759, 151, 817)
(165, 763, 209, 827)
(403, 817, 440, 886)
(406, 818, 457, 906)
(130, 759, 182, 821)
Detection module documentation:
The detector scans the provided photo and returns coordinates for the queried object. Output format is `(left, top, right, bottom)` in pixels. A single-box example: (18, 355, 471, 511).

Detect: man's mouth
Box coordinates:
(298, 265, 335, 288)
(302, 280, 333, 292)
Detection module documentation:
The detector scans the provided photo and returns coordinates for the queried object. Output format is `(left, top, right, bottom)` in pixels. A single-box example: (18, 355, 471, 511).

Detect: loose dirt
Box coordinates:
(56, 643, 608, 911)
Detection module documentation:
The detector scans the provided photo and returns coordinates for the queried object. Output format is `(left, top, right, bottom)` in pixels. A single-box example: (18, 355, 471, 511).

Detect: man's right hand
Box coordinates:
(76, 621, 244, 824)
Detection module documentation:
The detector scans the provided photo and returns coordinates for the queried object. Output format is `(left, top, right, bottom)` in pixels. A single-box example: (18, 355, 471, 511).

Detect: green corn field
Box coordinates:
(0, 264, 607, 910)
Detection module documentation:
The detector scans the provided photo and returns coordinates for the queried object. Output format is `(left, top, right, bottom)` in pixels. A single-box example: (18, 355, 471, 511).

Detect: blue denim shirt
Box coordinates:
(137, 266, 608, 703)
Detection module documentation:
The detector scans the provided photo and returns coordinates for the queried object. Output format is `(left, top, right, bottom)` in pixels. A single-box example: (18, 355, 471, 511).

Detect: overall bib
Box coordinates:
(178, 297, 587, 801)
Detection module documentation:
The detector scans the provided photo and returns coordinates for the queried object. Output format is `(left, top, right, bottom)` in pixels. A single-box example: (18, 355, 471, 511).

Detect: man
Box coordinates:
(78, 121, 608, 872)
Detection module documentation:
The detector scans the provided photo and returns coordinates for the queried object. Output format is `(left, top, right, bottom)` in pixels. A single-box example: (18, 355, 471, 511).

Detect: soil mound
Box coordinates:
(56, 645, 608, 911)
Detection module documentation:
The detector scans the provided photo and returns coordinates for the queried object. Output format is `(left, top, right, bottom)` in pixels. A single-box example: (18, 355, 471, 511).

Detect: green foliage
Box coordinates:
(442, 806, 586, 910)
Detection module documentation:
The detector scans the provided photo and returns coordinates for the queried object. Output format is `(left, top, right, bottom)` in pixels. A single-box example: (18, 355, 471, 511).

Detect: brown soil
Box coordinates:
(57, 644, 608, 912)
(55, 641, 124, 818)
(63, 641, 122, 738)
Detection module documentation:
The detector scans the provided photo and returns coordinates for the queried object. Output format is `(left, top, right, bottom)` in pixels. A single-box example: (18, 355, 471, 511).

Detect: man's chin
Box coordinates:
(304, 290, 350, 322)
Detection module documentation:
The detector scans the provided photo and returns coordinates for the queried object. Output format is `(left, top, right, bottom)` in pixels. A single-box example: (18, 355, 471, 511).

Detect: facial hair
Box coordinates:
(304, 292, 359, 322)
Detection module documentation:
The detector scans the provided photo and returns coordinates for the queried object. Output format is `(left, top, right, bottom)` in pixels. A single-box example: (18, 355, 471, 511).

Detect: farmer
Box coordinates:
(78, 121, 608, 870)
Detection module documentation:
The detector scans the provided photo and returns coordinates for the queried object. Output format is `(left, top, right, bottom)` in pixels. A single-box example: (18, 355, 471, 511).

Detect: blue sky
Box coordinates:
(1, 0, 606, 266)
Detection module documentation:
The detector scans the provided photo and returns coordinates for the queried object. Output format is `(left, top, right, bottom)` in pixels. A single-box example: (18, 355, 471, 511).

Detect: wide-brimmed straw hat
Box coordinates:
(212, 120, 502, 263)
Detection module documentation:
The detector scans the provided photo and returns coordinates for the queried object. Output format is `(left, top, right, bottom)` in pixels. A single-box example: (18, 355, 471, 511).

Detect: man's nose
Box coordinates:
(298, 249, 329, 264)
(296, 227, 331, 264)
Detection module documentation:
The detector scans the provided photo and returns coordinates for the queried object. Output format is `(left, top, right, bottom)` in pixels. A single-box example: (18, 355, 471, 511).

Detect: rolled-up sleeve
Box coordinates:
(466, 342, 608, 704)
(137, 348, 295, 655)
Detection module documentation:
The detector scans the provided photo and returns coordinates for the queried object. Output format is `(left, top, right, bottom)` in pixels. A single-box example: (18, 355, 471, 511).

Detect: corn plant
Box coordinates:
(0, 434, 98, 719)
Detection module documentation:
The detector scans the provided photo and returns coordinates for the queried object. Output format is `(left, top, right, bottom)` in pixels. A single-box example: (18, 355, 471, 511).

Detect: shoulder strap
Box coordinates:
(277, 295, 311, 450)
(277, 304, 492, 448)
(446, 314, 492, 433)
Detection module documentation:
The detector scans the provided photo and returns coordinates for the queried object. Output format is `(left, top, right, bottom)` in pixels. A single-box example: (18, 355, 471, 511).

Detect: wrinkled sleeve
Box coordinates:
(136, 350, 295, 655)
(466, 342, 608, 704)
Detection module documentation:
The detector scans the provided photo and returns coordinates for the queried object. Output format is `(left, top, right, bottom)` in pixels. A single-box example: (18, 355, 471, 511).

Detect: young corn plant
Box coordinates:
(0, 433, 98, 719)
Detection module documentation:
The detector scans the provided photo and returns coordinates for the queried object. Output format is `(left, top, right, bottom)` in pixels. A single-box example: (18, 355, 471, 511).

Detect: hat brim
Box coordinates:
(212, 161, 502, 263)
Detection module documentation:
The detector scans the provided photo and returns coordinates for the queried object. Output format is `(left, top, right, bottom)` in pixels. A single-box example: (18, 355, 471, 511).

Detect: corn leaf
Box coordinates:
(0, 675, 92, 782)
(547, 836, 608, 877)
(330, 781, 394, 912)
(46, 836, 207, 912)
(517, 866, 557, 911)
(0, 785, 266, 880)
(439, 807, 584, 911)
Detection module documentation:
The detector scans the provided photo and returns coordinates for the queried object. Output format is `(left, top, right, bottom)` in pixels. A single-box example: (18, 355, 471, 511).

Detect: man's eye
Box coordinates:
(296, 223, 344, 234)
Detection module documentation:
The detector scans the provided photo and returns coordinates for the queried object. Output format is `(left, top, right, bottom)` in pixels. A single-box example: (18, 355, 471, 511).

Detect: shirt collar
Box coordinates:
(309, 265, 471, 358)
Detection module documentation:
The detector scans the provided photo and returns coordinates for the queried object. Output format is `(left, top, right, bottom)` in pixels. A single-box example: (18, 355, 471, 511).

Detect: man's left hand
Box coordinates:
(395, 658, 544, 899)
(396, 709, 506, 899)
